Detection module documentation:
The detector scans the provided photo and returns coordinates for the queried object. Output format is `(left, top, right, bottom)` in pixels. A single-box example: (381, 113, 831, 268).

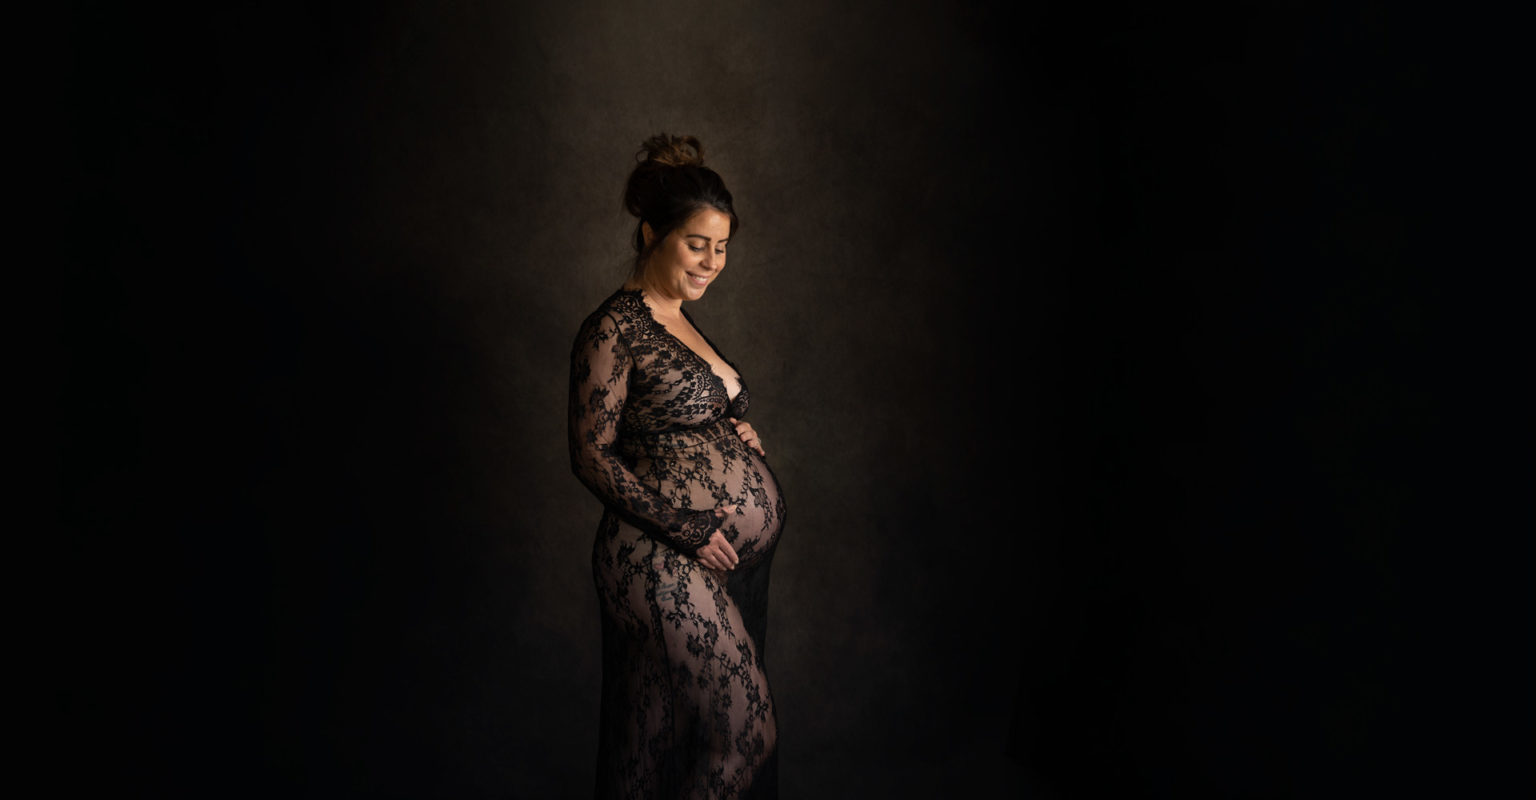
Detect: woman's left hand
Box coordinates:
(730, 417, 765, 456)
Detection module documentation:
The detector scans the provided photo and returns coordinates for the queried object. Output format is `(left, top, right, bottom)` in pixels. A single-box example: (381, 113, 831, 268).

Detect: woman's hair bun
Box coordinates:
(637, 133, 705, 168)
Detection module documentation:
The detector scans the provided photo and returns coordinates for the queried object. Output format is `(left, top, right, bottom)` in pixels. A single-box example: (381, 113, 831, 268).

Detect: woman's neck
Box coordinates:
(625, 277, 684, 321)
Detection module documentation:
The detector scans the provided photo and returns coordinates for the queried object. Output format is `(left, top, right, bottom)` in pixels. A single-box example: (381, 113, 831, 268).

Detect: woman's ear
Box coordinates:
(641, 222, 656, 248)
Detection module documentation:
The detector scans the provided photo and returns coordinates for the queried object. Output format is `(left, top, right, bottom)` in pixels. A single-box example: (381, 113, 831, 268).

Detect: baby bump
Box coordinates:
(629, 421, 785, 566)
(713, 442, 785, 566)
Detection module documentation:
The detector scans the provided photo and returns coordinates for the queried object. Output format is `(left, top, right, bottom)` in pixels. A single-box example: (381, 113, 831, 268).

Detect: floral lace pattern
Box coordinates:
(570, 288, 785, 798)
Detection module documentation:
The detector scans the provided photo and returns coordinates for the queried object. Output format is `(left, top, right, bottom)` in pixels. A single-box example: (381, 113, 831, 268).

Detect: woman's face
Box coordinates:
(641, 207, 731, 304)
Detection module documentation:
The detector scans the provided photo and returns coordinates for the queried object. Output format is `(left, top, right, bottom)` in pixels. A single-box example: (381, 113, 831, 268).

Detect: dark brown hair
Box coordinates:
(622, 133, 739, 274)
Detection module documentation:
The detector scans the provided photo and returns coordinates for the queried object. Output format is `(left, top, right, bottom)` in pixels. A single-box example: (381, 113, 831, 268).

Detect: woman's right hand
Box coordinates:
(694, 505, 740, 571)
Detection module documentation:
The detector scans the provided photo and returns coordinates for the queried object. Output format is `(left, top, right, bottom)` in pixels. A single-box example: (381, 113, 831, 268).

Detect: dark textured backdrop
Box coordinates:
(66, 2, 1527, 798)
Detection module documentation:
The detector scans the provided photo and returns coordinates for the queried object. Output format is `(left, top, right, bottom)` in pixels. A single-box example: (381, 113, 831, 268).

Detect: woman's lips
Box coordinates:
(688, 272, 709, 286)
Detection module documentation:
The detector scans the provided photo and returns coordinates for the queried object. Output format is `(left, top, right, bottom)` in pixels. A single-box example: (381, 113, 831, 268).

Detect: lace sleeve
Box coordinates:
(568, 310, 722, 552)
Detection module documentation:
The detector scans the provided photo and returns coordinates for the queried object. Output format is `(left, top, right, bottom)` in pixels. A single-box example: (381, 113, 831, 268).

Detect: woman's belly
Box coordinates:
(630, 419, 785, 567)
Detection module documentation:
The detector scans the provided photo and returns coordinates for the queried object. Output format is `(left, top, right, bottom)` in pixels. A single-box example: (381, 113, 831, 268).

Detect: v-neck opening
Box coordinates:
(621, 288, 743, 403)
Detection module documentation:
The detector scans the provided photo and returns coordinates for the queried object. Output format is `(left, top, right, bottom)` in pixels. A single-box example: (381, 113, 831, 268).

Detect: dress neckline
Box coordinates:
(616, 288, 743, 403)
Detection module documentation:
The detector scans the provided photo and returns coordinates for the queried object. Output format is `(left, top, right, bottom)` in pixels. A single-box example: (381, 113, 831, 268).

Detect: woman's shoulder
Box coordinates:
(576, 287, 647, 339)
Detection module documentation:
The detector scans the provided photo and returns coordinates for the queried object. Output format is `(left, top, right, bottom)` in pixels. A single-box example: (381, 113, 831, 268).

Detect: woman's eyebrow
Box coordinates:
(684, 234, 729, 244)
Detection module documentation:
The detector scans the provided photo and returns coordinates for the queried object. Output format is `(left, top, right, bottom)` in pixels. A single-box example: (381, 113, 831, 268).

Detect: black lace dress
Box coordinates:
(569, 288, 786, 799)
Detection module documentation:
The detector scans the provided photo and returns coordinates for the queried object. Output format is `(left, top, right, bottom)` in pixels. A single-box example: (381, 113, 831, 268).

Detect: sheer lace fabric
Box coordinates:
(570, 288, 786, 799)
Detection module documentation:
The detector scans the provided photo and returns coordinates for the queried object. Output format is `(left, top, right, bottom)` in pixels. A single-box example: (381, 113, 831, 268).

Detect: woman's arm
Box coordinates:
(568, 310, 725, 553)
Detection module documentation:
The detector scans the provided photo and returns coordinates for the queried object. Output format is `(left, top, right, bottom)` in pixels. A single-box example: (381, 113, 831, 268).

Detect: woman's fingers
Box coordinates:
(730, 418, 766, 455)
(715, 532, 740, 568)
(698, 531, 739, 570)
(700, 509, 741, 570)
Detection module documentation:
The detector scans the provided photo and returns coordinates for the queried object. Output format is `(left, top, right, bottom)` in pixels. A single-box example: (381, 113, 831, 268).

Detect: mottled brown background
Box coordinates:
(65, 1, 1526, 798)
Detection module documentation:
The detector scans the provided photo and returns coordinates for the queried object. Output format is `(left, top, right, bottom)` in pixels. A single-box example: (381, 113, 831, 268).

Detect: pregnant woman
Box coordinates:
(569, 134, 786, 799)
